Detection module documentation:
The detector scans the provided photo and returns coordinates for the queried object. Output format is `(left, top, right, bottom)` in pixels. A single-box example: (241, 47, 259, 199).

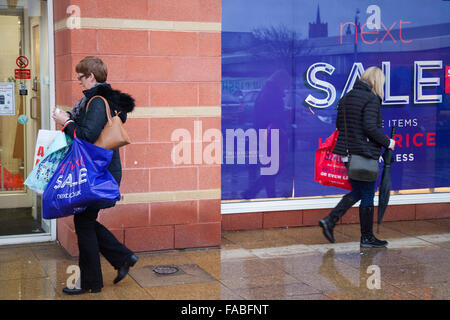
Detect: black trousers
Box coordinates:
(74, 207, 133, 290)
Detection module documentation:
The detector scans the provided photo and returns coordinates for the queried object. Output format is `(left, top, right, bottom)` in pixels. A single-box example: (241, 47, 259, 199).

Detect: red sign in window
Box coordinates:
(14, 69, 31, 79)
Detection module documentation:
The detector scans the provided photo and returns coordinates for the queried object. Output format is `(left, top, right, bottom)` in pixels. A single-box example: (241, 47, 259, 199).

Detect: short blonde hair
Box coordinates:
(360, 66, 385, 99)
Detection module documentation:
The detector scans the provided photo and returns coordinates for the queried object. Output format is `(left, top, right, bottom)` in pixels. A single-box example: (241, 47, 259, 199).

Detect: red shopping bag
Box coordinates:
(314, 130, 352, 190)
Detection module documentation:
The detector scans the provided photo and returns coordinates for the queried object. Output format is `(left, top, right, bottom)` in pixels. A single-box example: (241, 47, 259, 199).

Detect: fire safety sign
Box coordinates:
(15, 69, 31, 79)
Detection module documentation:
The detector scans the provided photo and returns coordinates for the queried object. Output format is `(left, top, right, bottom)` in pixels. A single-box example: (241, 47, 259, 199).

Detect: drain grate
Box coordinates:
(131, 264, 216, 288)
(152, 265, 179, 275)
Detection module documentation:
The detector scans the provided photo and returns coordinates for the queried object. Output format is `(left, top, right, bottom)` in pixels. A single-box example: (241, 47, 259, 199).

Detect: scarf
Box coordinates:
(70, 83, 103, 120)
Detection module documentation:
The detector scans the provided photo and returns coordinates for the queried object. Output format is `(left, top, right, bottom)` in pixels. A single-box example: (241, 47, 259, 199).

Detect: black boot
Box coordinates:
(113, 254, 138, 284)
(319, 194, 357, 243)
(62, 287, 101, 295)
(359, 206, 388, 248)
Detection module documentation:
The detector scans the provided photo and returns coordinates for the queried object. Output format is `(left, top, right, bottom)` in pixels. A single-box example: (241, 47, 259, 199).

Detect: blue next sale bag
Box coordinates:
(42, 137, 121, 219)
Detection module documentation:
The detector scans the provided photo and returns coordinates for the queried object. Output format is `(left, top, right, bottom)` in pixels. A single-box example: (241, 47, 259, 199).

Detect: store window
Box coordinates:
(221, 0, 450, 203)
(0, 0, 52, 237)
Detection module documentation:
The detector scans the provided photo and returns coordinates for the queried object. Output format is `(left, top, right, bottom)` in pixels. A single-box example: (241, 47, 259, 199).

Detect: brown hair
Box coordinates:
(360, 66, 385, 99)
(75, 56, 108, 83)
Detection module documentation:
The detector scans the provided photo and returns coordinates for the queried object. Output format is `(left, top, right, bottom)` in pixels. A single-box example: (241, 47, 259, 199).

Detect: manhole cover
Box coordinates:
(131, 264, 215, 288)
(152, 265, 179, 275)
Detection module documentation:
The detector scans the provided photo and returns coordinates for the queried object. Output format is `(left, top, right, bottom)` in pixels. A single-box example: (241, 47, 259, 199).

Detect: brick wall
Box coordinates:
(54, 0, 222, 256)
(222, 203, 450, 231)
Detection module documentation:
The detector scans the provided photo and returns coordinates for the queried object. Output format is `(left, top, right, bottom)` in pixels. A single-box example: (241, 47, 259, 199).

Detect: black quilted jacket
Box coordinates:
(332, 80, 390, 160)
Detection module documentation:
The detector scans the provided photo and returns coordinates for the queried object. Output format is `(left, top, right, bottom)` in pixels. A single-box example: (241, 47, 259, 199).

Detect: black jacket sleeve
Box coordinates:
(362, 97, 390, 149)
(64, 97, 108, 143)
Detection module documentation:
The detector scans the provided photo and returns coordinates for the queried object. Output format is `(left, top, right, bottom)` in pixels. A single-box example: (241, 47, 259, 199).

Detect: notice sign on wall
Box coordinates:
(14, 69, 31, 79)
(0, 82, 15, 116)
(14, 56, 31, 79)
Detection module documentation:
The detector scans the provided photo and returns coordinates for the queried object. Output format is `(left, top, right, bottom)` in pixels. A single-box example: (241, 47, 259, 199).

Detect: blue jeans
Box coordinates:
(347, 178, 376, 206)
(344, 162, 376, 206)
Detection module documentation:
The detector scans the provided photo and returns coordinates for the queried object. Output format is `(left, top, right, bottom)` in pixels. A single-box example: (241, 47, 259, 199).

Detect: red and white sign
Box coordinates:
(16, 56, 29, 68)
(33, 130, 60, 167)
(15, 69, 31, 79)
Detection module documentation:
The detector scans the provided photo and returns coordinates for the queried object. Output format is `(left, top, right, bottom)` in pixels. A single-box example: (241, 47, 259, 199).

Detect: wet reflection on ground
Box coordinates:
(0, 219, 449, 300)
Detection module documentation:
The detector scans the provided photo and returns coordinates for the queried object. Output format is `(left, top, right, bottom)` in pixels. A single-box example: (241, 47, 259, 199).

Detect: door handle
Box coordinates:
(33, 76, 39, 91)
(30, 96, 38, 119)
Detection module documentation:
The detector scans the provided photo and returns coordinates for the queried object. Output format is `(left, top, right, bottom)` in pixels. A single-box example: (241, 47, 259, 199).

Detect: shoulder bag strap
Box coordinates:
(86, 95, 113, 125)
(340, 96, 350, 157)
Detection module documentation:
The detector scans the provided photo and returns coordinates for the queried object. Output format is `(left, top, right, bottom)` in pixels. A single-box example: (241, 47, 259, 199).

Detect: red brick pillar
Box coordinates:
(53, 0, 222, 256)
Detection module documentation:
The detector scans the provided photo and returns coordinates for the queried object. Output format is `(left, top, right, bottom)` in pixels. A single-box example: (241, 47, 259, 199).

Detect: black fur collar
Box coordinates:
(83, 82, 135, 114)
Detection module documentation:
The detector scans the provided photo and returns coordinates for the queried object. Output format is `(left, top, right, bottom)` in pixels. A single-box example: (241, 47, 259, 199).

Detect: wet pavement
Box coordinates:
(0, 218, 449, 300)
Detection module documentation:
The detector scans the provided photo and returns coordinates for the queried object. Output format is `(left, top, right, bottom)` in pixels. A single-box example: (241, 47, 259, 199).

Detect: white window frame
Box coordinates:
(47, 0, 57, 241)
(0, 0, 57, 245)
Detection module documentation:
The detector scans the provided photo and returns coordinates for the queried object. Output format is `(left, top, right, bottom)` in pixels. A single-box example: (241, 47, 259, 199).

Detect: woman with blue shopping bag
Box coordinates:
(52, 56, 138, 295)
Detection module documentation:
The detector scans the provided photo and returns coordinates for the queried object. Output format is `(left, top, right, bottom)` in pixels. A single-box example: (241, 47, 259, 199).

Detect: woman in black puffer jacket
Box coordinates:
(52, 56, 138, 294)
(319, 67, 396, 248)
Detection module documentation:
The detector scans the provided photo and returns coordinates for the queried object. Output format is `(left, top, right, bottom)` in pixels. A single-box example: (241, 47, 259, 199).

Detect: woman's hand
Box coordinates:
(52, 107, 70, 126)
(388, 139, 396, 150)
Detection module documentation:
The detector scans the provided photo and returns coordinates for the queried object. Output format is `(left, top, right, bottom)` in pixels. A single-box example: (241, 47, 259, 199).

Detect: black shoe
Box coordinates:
(360, 234, 388, 248)
(319, 194, 357, 243)
(113, 254, 138, 284)
(319, 216, 337, 243)
(62, 287, 101, 295)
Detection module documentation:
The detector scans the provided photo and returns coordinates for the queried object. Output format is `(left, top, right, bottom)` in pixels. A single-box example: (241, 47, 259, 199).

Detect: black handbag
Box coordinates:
(342, 98, 379, 182)
(347, 154, 379, 181)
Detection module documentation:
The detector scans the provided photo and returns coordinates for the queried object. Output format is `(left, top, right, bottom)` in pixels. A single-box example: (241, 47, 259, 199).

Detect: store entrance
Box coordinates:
(0, 0, 52, 238)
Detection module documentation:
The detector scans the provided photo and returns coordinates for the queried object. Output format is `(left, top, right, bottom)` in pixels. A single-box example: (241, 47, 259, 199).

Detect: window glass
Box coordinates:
(222, 0, 450, 201)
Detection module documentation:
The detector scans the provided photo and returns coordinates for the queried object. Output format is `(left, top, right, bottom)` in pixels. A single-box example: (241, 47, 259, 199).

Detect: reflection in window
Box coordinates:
(222, 0, 450, 202)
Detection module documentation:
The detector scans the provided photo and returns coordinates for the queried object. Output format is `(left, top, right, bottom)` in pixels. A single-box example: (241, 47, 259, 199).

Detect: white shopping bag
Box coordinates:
(25, 132, 72, 194)
(33, 130, 60, 168)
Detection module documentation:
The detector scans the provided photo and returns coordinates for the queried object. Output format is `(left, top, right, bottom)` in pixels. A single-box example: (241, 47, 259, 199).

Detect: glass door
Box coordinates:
(0, 0, 52, 238)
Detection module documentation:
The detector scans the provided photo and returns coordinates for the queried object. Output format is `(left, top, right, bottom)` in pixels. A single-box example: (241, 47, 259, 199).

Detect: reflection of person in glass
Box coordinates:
(242, 69, 291, 199)
(319, 67, 396, 248)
